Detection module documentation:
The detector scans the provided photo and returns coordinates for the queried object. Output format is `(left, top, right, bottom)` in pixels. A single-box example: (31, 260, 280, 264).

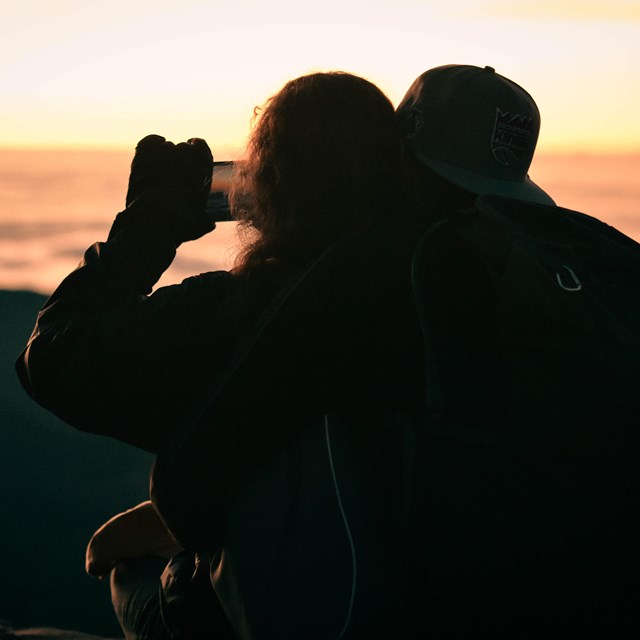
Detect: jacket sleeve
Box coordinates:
(15, 191, 238, 453)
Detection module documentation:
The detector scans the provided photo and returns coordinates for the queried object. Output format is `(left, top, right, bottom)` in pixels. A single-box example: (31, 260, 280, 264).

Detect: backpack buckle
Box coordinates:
(556, 265, 582, 292)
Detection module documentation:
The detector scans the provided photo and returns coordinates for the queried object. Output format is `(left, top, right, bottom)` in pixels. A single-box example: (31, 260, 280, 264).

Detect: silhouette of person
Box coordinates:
(16, 71, 402, 453)
(16, 71, 404, 639)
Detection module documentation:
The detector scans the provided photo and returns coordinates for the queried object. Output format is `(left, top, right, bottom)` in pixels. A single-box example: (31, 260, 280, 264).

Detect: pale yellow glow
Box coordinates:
(480, 0, 640, 22)
(1, 0, 638, 155)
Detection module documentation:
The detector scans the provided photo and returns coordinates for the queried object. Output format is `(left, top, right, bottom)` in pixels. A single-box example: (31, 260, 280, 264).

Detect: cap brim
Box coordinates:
(421, 155, 555, 206)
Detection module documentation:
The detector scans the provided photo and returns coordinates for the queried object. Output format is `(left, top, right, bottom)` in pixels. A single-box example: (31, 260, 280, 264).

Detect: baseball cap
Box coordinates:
(397, 64, 554, 205)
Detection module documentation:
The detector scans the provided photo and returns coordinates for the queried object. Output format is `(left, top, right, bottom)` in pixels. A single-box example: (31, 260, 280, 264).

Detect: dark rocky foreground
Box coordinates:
(0, 623, 120, 639)
(0, 290, 152, 637)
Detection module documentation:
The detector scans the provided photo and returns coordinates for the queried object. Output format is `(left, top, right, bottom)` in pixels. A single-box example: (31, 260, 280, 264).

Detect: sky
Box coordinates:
(1, 0, 639, 157)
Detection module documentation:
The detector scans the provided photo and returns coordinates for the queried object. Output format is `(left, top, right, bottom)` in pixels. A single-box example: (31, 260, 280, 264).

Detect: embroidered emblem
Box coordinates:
(491, 108, 534, 166)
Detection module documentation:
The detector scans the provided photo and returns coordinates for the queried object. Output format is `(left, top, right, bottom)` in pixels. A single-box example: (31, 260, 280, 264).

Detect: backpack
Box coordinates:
(408, 195, 640, 633)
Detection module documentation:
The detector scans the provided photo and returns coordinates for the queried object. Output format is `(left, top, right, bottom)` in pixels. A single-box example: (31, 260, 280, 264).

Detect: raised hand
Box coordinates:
(118, 134, 216, 246)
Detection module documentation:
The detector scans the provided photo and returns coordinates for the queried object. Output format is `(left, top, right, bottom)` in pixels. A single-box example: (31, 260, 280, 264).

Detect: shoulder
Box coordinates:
(132, 270, 248, 334)
(149, 270, 239, 305)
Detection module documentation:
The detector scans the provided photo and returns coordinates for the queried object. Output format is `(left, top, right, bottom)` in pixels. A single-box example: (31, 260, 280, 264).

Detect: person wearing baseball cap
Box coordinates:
(394, 64, 640, 636)
(396, 64, 555, 216)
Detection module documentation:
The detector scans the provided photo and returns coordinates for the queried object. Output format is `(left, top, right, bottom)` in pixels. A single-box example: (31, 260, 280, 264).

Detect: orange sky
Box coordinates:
(1, 0, 639, 157)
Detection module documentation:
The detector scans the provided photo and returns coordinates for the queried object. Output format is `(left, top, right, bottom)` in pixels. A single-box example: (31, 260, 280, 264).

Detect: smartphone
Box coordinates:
(207, 161, 235, 222)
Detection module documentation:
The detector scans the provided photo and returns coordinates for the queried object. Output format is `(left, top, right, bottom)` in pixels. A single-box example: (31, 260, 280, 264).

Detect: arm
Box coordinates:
(15, 136, 226, 451)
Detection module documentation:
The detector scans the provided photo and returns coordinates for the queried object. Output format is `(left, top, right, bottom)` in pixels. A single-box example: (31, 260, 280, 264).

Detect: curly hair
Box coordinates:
(230, 72, 403, 288)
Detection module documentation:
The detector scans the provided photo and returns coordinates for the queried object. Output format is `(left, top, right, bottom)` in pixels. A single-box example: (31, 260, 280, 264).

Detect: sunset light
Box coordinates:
(3, 4, 640, 636)
(1, 0, 638, 155)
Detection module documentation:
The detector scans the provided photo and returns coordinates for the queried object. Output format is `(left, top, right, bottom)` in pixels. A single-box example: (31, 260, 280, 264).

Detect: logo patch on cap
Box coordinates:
(491, 108, 534, 166)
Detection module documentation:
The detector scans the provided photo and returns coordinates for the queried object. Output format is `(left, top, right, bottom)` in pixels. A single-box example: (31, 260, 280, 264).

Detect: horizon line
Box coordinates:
(1, 144, 640, 158)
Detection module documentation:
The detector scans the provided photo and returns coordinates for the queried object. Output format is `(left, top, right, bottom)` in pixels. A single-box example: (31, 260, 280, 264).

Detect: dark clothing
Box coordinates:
(15, 212, 429, 637)
(18, 194, 640, 635)
(16, 242, 259, 452)
(16, 182, 295, 453)
(139, 223, 435, 637)
(151, 196, 640, 636)
(150, 219, 429, 548)
(16, 216, 427, 459)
